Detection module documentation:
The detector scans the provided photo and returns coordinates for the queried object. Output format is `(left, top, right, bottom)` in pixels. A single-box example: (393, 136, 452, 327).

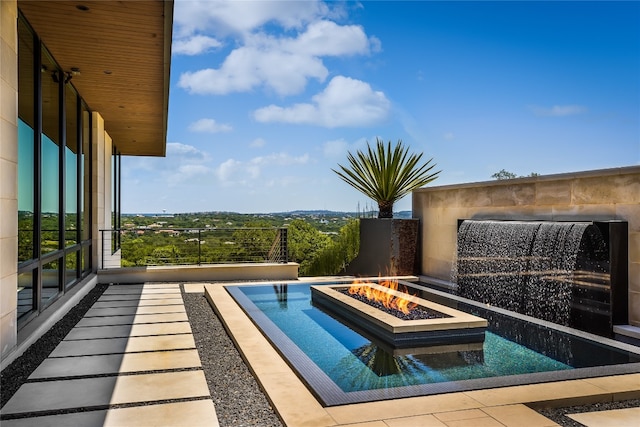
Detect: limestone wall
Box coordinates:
(0, 0, 18, 359)
(412, 166, 640, 326)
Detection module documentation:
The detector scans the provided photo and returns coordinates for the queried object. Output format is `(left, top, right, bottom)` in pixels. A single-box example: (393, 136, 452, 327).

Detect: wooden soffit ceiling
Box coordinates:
(19, 0, 173, 157)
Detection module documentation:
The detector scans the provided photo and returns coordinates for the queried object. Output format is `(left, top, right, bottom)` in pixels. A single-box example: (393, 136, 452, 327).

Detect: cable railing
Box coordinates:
(100, 226, 288, 268)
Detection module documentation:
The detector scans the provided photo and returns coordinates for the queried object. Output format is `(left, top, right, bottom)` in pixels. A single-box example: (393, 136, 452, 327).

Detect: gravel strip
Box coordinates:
(182, 288, 284, 427)
(0, 283, 108, 408)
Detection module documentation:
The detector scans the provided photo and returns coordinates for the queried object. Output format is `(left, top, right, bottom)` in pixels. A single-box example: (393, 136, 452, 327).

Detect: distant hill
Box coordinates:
(124, 210, 414, 218)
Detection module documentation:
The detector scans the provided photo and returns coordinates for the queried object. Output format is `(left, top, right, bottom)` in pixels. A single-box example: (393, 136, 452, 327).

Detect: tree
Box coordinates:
(333, 138, 440, 218)
(491, 169, 540, 180)
(287, 219, 332, 275)
(491, 169, 518, 180)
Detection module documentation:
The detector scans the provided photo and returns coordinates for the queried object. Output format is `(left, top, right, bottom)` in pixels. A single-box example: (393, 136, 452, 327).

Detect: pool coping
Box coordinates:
(204, 280, 640, 427)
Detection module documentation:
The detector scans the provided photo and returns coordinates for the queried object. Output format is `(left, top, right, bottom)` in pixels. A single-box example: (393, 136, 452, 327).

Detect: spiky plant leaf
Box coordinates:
(333, 139, 440, 218)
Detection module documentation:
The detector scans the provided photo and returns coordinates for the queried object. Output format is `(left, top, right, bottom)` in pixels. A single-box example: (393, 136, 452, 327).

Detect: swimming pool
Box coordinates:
(226, 280, 640, 406)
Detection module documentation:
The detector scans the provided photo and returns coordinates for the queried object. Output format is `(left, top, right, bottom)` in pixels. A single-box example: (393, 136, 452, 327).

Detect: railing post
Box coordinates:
(101, 229, 105, 269)
(198, 229, 202, 265)
(280, 227, 288, 263)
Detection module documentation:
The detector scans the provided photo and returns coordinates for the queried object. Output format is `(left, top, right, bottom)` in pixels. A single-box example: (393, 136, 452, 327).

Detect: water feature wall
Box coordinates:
(412, 166, 640, 328)
(454, 220, 627, 337)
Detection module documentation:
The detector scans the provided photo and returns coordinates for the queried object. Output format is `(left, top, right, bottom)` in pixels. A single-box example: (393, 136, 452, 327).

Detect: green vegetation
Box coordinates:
(118, 211, 360, 276)
(491, 169, 540, 180)
(333, 138, 440, 218)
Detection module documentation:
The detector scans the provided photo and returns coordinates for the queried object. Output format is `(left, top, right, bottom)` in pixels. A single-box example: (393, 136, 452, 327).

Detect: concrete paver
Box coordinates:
(76, 312, 188, 327)
(0, 283, 218, 427)
(49, 333, 196, 357)
(84, 304, 186, 317)
(30, 349, 202, 378)
(91, 298, 184, 308)
(567, 407, 640, 427)
(0, 400, 218, 427)
(63, 321, 192, 340)
(98, 293, 183, 301)
(481, 404, 560, 427)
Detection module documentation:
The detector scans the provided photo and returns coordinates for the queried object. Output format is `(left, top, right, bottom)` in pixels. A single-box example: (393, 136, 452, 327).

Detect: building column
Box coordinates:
(91, 112, 113, 270)
(0, 0, 19, 359)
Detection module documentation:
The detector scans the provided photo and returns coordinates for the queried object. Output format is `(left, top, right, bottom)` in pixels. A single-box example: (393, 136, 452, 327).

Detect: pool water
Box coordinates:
(227, 282, 640, 406)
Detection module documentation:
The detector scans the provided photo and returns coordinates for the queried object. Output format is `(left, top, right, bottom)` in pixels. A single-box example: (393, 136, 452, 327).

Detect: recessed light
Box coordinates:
(76, 5, 89, 12)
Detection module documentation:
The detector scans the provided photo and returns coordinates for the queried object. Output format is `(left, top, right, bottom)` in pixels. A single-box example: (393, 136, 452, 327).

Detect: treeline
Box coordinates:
(119, 212, 360, 276)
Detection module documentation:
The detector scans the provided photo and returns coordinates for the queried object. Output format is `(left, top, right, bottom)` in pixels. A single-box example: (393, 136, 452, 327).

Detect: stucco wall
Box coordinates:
(412, 166, 640, 326)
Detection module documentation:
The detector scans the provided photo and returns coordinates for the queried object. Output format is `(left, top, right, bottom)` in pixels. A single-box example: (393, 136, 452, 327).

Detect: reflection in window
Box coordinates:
(65, 84, 78, 247)
(81, 106, 90, 243)
(65, 250, 79, 286)
(41, 259, 60, 307)
(18, 120, 35, 263)
(18, 18, 35, 265)
(17, 271, 34, 320)
(41, 49, 60, 255)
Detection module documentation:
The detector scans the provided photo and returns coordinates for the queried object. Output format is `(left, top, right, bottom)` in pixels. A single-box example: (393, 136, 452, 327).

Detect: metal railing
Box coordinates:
(100, 226, 288, 268)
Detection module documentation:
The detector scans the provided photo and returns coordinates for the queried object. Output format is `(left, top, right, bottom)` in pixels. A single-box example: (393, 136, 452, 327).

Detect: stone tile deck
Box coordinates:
(0, 283, 219, 427)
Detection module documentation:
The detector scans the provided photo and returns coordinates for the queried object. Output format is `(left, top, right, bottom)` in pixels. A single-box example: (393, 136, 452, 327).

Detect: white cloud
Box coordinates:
(178, 45, 328, 96)
(282, 20, 372, 57)
(128, 142, 211, 186)
(253, 76, 390, 127)
(250, 138, 266, 148)
(215, 152, 309, 186)
(176, 8, 379, 96)
(323, 139, 349, 158)
(188, 118, 232, 133)
(529, 104, 588, 117)
(173, 0, 328, 38)
(443, 132, 455, 141)
(250, 152, 309, 167)
(173, 35, 222, 55)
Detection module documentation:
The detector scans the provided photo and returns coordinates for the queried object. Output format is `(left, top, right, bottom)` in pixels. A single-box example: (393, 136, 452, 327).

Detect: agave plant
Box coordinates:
(333, 138, 440, 218)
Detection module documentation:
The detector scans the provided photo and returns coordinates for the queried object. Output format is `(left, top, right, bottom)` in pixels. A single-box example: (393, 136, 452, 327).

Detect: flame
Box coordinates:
(348, 278, 418, 314)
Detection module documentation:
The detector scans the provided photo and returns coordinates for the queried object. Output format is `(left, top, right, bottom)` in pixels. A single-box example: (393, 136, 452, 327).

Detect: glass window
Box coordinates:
(81, 105, 90, 242)
(41, 259, 60, 307)
(18, 18, 35, 264)
(40, 49, 60, 255)
(17, 12, 94, 326)
(65, 251, 79, 286)
(17, 271, 35, 320)
(65, 84, 78, 247)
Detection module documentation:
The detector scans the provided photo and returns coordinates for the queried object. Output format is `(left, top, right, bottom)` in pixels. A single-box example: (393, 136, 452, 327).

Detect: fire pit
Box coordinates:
(311, 279, 487, 348)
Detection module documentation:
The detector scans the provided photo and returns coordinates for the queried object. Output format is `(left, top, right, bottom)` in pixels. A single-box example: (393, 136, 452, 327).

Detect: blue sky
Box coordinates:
(122, 0, 640, 214)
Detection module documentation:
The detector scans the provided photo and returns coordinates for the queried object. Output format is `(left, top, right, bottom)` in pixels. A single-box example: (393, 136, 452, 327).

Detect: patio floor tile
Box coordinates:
(481, 404, 560, 427)
(567, 407, 640, 427)
(0, 410, 108, 426)
(91, 298, 184, 308)
(63, 321, 192, 340)
(383, 414, 447, 426)
(0, 400, 218, 427)
(30, 349, 202, 379)
(84, 304, 186, 317)
(75, 312, 188, 327)
(98, 293, 182, 301)
(1, 371, 210, 415)
(463, 380, 608, 407)
(49, 333, 196, 357)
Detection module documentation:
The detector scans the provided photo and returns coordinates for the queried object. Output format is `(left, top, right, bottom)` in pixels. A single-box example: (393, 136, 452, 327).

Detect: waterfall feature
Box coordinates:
(455, 220, 627, 336)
